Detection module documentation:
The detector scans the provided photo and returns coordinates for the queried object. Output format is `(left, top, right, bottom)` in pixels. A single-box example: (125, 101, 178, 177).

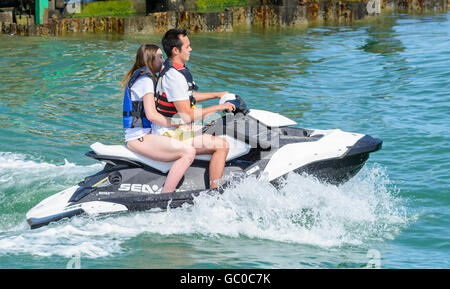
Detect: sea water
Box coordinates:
(0, 12, 448, 268)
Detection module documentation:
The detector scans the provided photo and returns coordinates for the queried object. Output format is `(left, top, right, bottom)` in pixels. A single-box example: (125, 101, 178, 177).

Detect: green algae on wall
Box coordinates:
(75, 0, 136, 18)
(195, 0, 248, 12)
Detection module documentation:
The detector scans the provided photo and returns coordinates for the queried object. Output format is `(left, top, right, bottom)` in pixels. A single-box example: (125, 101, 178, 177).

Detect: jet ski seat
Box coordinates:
(90, 135, 251, 173)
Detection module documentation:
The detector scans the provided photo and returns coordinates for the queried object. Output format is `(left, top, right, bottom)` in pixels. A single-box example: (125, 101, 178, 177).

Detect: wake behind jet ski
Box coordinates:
(26, 95, 382, 229)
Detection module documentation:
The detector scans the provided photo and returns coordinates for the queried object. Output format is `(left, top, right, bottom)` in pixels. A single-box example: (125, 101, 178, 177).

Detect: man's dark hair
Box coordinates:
(162, 28, 188, 58)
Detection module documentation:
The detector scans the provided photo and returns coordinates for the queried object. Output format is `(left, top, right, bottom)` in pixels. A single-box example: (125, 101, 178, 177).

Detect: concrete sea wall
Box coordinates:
(0, 0, 448, 36)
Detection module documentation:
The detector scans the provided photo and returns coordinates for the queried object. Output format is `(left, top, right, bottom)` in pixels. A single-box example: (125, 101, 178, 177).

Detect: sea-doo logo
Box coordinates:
(118, 183, 160, 194)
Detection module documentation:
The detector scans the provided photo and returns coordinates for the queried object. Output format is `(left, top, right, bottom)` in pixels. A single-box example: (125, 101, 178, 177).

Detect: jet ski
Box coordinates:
(26, 95, 382, 229)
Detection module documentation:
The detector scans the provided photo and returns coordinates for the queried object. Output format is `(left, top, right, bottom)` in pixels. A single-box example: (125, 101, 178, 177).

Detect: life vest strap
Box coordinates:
(157, 108, 178, 114)
(123, 111, 146, 117)
(157, 99, 176, 107)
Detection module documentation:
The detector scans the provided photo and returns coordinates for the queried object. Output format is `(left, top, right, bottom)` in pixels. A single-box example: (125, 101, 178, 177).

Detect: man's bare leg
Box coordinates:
(193, 134, 229, 189)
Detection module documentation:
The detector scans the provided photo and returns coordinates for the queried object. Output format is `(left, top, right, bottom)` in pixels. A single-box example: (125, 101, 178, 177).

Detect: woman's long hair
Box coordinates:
(121, 44, 160, 90)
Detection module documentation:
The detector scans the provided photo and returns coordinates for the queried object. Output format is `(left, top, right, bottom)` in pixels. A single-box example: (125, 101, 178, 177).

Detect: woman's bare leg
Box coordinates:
(127, 134, 196, 193)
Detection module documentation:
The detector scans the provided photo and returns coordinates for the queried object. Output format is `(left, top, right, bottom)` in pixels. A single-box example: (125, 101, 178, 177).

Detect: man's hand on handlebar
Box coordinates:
(220, 102, 236, 113)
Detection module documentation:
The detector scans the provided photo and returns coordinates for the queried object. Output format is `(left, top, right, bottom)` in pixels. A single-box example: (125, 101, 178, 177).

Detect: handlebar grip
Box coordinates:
(224, 99, 240, 113)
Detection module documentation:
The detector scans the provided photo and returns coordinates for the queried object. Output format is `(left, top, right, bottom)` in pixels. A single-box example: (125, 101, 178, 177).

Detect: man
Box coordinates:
(153, 28, 236, 189)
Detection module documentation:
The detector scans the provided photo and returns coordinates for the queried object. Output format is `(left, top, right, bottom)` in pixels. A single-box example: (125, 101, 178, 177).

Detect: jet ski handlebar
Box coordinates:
(219, 93, 249, 115)
(200, 94, 248, 134)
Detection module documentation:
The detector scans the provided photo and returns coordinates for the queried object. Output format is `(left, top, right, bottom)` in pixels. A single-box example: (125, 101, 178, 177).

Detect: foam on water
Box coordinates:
(0, 152, 102, 188)
(0, 152, 102, 231)
(0, 161, 411, 259)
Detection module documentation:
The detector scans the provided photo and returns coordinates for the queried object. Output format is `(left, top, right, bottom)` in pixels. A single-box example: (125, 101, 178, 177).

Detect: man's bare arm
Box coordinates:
(193, 91, 228, 102)
(173, 99, 235, 123)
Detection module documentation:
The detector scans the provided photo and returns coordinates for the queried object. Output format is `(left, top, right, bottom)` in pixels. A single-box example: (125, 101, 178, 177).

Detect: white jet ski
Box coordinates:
(26, 95, 382, 229)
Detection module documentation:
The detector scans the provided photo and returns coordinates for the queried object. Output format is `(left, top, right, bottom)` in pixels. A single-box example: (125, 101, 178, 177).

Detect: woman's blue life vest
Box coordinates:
(155, 59, 198, 118)
(122, 66, 156, 129)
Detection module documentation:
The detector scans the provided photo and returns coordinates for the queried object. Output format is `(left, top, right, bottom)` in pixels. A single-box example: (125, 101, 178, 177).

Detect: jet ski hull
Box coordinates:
(26, 188, 210, 230)
(293, 134, 382, 184)
(26, 143, 379, 230)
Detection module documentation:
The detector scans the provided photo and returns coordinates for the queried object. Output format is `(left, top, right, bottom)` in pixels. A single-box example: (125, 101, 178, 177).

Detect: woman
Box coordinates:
(122, 44, 196, 193)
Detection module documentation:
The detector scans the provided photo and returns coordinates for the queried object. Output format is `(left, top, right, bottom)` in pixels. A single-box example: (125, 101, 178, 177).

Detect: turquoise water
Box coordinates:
(0, 12, 449, 268)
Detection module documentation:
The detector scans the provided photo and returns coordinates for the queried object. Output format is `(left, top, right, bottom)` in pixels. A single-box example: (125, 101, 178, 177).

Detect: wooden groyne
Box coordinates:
(0, 0, 448, 36)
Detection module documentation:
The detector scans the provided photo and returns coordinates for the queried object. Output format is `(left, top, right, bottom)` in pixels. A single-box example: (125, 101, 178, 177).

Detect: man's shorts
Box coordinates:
(163, 128, 195, 145)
